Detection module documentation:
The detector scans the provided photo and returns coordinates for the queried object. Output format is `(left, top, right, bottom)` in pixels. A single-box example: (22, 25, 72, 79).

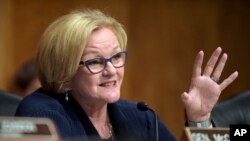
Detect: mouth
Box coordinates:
(99, 81, 117, 87)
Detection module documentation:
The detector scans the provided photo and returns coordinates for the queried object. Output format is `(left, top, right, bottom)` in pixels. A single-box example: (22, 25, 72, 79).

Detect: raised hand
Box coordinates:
(181, 47, 238, 122)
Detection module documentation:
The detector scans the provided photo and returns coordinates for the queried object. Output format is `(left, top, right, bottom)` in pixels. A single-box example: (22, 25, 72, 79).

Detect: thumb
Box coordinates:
(181, 92, 189, 103)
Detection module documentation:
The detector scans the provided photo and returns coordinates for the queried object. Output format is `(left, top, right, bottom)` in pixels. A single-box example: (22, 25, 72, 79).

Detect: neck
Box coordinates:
(71, 91, 108, 118)
(88, 108, 112, 139)
(71, 92, 113, 139)
(86, 105, 113, 139)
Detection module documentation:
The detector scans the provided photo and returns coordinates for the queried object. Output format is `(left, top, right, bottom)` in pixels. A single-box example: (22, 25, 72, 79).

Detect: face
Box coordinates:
(70, 27, 124, 104)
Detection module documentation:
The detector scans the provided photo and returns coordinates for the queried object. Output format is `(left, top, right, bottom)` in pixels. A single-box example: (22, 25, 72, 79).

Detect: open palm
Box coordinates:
(181, 47, 238, 122)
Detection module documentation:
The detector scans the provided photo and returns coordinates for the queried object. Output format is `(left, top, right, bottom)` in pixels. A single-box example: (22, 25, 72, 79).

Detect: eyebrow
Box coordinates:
(84, 45, 120, 53)
(82, 46, 121, 58)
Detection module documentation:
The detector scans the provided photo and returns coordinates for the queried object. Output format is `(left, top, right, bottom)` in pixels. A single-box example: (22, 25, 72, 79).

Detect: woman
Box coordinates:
(15, 9, 238, 141)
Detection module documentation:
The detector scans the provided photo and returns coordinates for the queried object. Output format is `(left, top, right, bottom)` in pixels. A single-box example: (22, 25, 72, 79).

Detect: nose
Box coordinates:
(103, 61, 116, 75)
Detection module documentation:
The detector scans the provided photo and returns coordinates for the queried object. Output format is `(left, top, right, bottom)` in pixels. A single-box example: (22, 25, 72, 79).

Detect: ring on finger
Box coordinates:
(211, 77, 219, 83)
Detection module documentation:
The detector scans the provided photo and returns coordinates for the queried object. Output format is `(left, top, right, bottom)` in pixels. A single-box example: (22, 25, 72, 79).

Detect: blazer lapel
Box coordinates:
(108, 103, 142, 141)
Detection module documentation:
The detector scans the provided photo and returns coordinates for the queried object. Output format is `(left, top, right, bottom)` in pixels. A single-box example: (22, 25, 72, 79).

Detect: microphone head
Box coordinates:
(137, 101, 150, 111)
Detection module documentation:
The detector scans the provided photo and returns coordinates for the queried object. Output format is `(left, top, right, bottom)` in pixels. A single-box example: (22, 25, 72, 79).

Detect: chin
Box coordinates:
(106, 94, 120, 103)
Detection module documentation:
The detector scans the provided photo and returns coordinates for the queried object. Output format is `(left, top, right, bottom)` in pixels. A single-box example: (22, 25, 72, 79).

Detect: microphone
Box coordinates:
(137, 102, 159, 141)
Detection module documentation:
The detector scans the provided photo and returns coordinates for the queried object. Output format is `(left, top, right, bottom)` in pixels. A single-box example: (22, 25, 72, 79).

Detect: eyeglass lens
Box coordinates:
(82, 51, 127, 74)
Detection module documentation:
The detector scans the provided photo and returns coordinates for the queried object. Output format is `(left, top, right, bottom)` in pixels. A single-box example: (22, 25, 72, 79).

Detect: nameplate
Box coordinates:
(0, 116, 60, 141)
(182, 127, 229, 141)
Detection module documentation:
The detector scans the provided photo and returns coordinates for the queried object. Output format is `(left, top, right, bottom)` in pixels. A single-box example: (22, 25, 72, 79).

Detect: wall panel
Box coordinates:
(0, 0, 250, 139)
(0, 0, 14, 90)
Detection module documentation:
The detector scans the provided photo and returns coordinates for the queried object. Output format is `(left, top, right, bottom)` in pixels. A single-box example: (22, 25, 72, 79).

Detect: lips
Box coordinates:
(99, 81, 116, 87)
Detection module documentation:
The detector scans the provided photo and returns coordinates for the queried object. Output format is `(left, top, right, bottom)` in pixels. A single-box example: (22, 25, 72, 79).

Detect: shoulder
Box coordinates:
(116, 99, 151, 112)
(116, 99, 137, 108)
(114, 100, 176, 141)
(15, 88, 66, 116)
(116, 99, 141, 113)
(115, 99, 155, 121)
(15, 89, 86, 139)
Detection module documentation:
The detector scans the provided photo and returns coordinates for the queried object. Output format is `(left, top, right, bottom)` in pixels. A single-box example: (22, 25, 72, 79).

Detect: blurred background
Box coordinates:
(0, 0, 250, 139)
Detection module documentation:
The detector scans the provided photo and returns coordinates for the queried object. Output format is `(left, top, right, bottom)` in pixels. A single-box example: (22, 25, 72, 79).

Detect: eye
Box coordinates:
(86, 58, 104, 66)
(112, 52, 122, 60)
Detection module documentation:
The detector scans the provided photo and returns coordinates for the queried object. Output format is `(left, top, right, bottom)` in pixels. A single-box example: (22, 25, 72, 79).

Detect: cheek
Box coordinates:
(71, 69, 94, 89)
(118, 68, 125, 82)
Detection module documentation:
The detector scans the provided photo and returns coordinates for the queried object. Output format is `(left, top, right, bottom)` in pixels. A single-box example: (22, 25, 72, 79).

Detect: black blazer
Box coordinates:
(15, 88, 176, 141)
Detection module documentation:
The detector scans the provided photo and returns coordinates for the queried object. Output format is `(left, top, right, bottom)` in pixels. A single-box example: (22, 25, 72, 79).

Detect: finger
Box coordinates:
(212, 53, 228, 81)
(203, 47, 222, 77)
(192, 51, 204, 78)
(219, 71, 239, 90)
(181, 92, 191, 104)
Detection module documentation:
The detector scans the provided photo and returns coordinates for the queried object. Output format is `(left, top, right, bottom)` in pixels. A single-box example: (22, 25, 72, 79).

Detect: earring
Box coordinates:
(65, 92, 69, 101)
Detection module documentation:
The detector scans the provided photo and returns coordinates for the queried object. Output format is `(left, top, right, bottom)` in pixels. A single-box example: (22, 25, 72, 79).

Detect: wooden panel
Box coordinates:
(1, 0, 250, 139)
(0, 0, 14, 90)
(127, 0, 250, 139)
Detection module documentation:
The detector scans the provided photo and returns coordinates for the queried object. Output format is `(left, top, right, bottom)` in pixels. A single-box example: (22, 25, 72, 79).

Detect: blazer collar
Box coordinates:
(68, 96, 140, 141)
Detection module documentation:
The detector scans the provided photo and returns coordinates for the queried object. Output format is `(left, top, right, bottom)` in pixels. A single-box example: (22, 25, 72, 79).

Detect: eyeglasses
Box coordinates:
(80, 51, 128, 74)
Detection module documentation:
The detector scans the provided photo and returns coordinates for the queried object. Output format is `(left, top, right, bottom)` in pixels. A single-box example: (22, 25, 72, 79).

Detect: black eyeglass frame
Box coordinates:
(79, 51, 128, 74)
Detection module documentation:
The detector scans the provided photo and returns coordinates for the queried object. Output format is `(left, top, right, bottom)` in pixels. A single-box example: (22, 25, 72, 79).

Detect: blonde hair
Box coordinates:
(36, 9, 127, 93)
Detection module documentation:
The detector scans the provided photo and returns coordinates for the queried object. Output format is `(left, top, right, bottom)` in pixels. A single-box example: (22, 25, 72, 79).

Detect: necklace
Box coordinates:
(108, 122, 115, 141)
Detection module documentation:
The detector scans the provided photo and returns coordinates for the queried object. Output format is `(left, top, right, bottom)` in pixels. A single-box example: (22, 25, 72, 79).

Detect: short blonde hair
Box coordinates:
(36, 9, 127, 93)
